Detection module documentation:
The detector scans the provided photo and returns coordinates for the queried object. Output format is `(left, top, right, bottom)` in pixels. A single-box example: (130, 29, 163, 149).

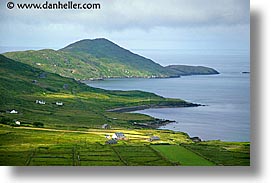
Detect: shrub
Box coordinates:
(33, 122, 44, 128)
(0, 117, 13, 125)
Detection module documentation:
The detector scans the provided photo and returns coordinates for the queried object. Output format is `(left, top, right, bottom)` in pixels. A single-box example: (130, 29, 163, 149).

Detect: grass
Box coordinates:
(112, 145, 173, 166)
(181, 141, 250, 166)
(0, 125, 179, 166)
(0, 125, 250, 166)
(152, 145, 216, 166)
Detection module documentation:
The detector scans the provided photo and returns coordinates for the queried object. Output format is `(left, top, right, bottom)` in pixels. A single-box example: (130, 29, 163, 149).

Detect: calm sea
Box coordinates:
(86, 49, 250, 142)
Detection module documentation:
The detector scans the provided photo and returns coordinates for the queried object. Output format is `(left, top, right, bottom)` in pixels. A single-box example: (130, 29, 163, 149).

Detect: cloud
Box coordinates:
(0, 0, 249, 31)
(0, 0, 249, 48)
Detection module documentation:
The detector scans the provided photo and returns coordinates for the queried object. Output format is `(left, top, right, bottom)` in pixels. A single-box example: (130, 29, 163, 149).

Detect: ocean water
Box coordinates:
(86, 49, 250, 142)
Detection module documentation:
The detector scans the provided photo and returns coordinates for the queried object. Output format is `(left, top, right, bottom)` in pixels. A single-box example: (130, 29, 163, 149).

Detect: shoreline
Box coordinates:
(106, 103, 201, 113)
(80, 75, 180, 82)
(80, 72, 220, 82)
(106, 103, 201, 130)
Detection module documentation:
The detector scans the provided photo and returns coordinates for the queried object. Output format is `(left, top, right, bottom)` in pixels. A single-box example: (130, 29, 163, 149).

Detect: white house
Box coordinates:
(10, 110, 18, 114)
(36, 100, 46, 105)
(112, 132, 126, 140)
(56, 102, 63, 106)
(15, 121, 21, 125)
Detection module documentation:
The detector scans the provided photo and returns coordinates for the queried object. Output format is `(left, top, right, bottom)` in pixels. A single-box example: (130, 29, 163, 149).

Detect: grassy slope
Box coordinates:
(0, 54, 189, 129)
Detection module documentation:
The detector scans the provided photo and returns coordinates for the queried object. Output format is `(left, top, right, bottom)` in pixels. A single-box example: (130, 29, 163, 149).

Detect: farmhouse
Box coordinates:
(55, 102, 63, 106)
(112, 132, 126, 140)
(10, 110, 18, 114)
(149, 136, 160, 142)
(36, 100, 46, 105)
(102, 124, 111, 129)
(15, 121, 21, 125)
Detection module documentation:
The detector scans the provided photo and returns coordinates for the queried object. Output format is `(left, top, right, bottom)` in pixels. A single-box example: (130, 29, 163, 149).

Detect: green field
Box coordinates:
(0, 125, 182, 166)
(182, 141, 250, 166)
(0, 124, 250, 166)
(152, 145, 215, 166)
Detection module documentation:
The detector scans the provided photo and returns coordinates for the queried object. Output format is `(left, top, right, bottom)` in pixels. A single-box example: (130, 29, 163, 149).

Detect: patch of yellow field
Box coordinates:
(15, 126, 190, 145)
(45, 93, 76, 99)
(78, 92, 110, 99)
(223, 146, 243, 151)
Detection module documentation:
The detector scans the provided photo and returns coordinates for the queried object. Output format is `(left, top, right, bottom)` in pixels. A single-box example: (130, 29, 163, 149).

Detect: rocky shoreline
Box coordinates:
(106, 103, 201, 113)
(107, 102, 202, 129)
(131, 118, 176, 128)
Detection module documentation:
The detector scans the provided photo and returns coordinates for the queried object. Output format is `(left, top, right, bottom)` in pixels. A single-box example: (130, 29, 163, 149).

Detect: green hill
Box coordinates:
(0, 54, 193, 129)
(165, 65, 219, 76)
(4, 39, 176, 80)
(60, 38, 172, 77)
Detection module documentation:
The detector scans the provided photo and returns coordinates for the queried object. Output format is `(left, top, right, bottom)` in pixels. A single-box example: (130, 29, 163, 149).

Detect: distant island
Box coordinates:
(166, 65, 219, 76)
(4, 38, 219, 80)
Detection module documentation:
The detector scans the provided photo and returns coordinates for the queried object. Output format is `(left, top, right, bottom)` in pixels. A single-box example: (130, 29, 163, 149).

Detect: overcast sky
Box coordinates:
(0, 0, 250, 50)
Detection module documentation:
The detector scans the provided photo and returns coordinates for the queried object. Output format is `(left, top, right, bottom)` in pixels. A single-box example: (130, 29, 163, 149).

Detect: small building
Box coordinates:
(149, 136, 160, 142)
(105, 139, 117, 144)
(102, 124, 111, 129)
(56, 102, 63, 106)
(10, 110, 18, 114)
(105, 134, 111, 139)
(15, 121, 21, 125)
(36, 100, 46, 105)
(112, 132, 126, 140)
(190, 137, 202, 143)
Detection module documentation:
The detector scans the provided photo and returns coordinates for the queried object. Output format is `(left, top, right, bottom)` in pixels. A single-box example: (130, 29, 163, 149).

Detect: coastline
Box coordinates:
(80, 71, 220, 82)
(106, 103, 201, 130)
(106, 103, 201, 113)
(80, 75, 180, 82)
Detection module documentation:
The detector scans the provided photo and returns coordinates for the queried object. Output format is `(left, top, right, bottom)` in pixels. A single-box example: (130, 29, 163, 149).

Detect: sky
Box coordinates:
(0, 0, 250, 51)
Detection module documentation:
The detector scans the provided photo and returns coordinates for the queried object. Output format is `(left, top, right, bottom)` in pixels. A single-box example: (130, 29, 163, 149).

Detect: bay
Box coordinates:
(85, 49, 250, 142)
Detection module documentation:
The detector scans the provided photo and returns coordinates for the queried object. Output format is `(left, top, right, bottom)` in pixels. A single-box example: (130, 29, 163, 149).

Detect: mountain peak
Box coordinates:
(75, 38, 113, 44)
(60, 38, 118, 53)
(58, 38, 172, 78)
